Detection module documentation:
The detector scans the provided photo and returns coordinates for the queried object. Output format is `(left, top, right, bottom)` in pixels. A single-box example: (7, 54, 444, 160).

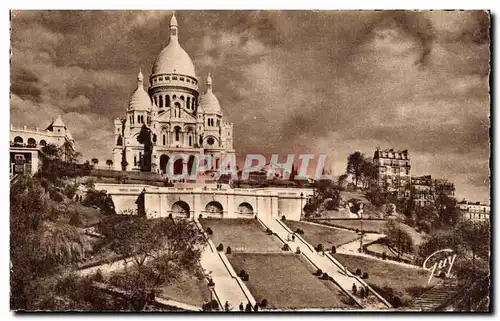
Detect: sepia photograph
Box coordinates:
(9, 9, 491, 312)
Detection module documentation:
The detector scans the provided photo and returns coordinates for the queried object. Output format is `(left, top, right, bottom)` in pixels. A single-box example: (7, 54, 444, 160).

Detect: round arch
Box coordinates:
(159, 154, 169, 173)
(171, 201, 190, 217)
(27, 137, 36, 145)
(39, 139, 47, 147)
(173, 158, 183, 175)
(237, 202, 254, 215)
(14, 136, 23, 144)
(205, 201, 223, 215)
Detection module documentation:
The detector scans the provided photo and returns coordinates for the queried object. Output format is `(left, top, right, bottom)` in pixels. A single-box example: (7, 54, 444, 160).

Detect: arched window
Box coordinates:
(166, 95, 170, 107)
(137, 115, 140, 123)
(159, 95, 163, 107)
(175, 127, 181, 141)
(14, 136, 23, 144)
(173, 95, 176, 99)
(27, 138, 36, 146)
(189, 136, 192, 146)
(154, 96, 157, 106)
(180, 95, 185, 101)
(163, 134, 166, 145)
(39, 139, 47, 147)
(187, 97, 191, 109)
(116, 136, 123, 146)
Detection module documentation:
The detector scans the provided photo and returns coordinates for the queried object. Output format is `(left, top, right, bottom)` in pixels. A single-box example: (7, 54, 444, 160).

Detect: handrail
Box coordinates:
(299, 250, 363, 308)
(276, 219, 315, 253)
(324, 252, 392, 308)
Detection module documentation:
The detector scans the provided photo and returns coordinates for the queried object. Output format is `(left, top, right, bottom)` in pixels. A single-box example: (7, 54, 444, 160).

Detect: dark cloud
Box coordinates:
(9, 10, 491, 203)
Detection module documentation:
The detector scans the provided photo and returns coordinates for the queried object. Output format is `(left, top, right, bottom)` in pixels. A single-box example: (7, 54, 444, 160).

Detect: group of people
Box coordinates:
(223, 301, 261, 312)
(352, 283, 370, 298)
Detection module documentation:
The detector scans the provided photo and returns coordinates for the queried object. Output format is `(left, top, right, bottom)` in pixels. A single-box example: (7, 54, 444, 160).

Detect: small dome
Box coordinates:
(129, 70, 152, 111)
(199, 73, 221, 114)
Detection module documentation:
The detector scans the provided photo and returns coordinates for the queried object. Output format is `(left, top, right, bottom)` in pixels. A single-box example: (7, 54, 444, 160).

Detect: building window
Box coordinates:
(180, 95, 185, 101)
(189, 136, 192, 146)
(154, 96, 157, 106)
(187, 97, 190, 108)
(159, 95, 163, 108)
(166, 95, 170, 107)
(163, 134, 166, 145)
(175, 127, 180, 141)
(134, 156, 137, 166)
(39, 139, 47, 146)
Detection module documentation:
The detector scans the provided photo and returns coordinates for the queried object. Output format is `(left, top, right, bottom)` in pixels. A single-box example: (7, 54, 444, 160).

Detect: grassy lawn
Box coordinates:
(311, 219, 388, 233)
(284, 220, 360, 248)
(159, 271, 211, 307)
(228, 253, 353, 309)
(199, 218, 283, 252)
(333, 253, 437, 305)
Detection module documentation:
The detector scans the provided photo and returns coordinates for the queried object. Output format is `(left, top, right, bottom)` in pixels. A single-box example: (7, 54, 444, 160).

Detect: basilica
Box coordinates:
(112, 13, 235, 176)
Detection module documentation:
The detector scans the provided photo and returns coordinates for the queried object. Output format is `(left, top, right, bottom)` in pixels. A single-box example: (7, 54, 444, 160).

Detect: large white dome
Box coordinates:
(151, 13, 196, 78)
(152, 42, 196, 77)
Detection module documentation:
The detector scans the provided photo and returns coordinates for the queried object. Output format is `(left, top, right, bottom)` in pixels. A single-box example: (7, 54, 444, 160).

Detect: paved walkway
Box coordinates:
(261, 217, 391, 310)
(194, 219, 256, 311)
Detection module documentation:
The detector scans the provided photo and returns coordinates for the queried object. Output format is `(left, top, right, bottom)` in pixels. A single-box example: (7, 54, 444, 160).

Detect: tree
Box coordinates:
(106, 159, 113, 169)
(98, 216, 206, 309)
(383, 219, 415, 259)
(136, 125, 153, 172)
(83, 189, 116, 215)
(42, 144, 61, 159)
(91, 158, 99, 167)
(346, 152, 365, 187)
(337, 174, 348, 187)
(360, 160, 378, 189)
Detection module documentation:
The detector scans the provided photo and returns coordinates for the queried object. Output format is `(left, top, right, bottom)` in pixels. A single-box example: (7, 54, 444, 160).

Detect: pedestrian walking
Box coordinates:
(292, 234, 296, 241)
(253, 303, 259, 311)
(224, 301, 230, 311)
(239, 302, 244, 311)
(245, 302, 252, 312)
(352, 283, 357, 295)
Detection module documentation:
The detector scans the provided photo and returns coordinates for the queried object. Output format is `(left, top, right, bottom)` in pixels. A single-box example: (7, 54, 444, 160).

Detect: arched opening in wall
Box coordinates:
(174, 126, 181, 141)
(166, 95, 170, 107)
(187, 97, 191, 109)
(180, 95, 185, 101)
(171, 201, 190, 217)
(14, 136, 23, 144)
(163, 134, 166, 145)
(39, 140, 47, 147)
(116, 135, 123, 146)
(205, 201, 223, 216)
(173, 158, 183, 175)
(188, 135, 192, 146)
(159, 95, 163, 107)
(238, 202, 254, 215)
(187, 155, 195, 176)
(154, 96, 158, 106)
(159, 154, 169, 174)
(27, 138, 36, 146)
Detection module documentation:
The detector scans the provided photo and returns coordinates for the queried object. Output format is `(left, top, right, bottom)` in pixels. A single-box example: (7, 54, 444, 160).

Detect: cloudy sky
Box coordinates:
(10, 10, 490, 203)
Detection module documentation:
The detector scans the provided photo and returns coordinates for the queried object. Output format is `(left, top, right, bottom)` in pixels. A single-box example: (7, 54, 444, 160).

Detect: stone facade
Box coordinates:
(373, 148, 411, 198)
(10, 116, 75, 176)
(411, 175, 455, 207)
(113, 13, 234, 176)
(458, 200, 490, 222)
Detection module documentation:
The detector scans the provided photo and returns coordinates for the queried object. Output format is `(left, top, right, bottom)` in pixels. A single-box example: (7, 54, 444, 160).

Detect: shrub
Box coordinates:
(391, 296, 402, 308)
(241, 274, 249, 281)
(199, 214, 203, 219)
(92, 269, 104, 283)
(382, 252, 387, 260)
(260, 299, 268, 308)
(168, 213, 173, 219)
(206, 227, 213, 235)
(69, 211, 84, 227)
(226, 246, 232, 254)
(282, 244, 290, 251)
(355, 268, 362, 276)
(355, 228, 359, 233)
(315, 269, 323, 276)
(265, 228, 273, 235)
(238, 270, 247, 277)
(362, 272, 369, 279)
(316, 244, 324, 252)
(216, 243, 224, 251)
(295, 228, 304, 235)
(202, 299, 220, 311)
(322, 272, 329, 280)
(331, 245, 336, 254)
(281, 215, 286, 221)
(295, 247, 301, 254)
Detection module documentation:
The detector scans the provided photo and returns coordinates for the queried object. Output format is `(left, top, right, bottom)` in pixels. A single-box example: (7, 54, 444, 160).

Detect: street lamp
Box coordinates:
(300, 192, 304, 218)
(207, 278, 215, 302)
(359, 210, 363, 252)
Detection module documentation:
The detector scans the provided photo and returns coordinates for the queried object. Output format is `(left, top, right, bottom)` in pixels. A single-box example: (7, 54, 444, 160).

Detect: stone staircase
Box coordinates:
(260, 217, 391, 310)
(193, 219, 256, 310)
(409, 279, 460, 311)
